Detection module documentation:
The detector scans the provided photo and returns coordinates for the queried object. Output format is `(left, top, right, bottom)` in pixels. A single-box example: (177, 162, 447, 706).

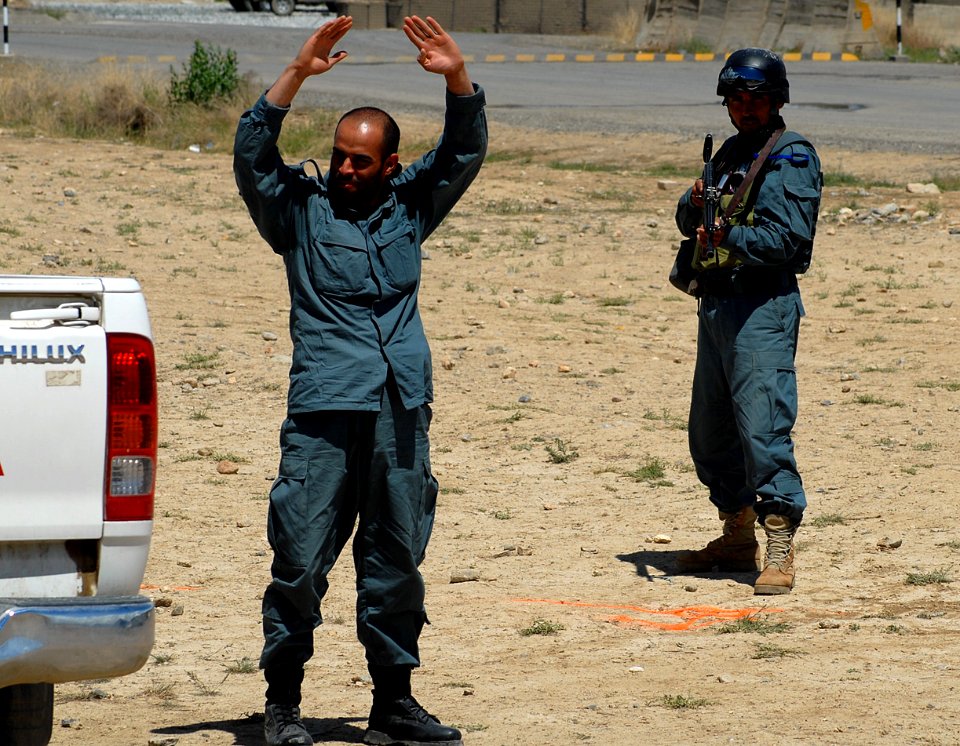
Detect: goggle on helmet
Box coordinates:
(716, 48, 790, 104)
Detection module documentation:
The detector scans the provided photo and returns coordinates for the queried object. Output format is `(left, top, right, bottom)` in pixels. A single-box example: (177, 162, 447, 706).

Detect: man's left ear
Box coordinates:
(385, 153, 400, 177)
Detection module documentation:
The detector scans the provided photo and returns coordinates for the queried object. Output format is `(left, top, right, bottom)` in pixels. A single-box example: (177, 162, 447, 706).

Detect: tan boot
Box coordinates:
(677, 506, 761, 572)
(754, 514, 797, 595)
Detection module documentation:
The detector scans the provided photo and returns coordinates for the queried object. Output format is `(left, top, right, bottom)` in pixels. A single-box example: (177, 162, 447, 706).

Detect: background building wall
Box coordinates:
(372, 1, 960, 56)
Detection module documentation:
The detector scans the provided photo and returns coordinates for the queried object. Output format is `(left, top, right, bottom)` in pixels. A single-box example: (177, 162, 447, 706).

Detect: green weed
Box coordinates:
(224, 657, 257, 674)
(519, 618, 564, 636)
(906, 569, 952, 586)
(811, 514, 846, 528)
(175, 351, 220, 370)
(169, 41, 240, 106)
(545, 439, 579, 464)
(716, 614, 790, 635)
(656, 694, 711, 710)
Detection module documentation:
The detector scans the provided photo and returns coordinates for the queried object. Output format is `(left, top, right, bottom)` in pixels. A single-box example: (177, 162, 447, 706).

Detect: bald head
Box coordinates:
(336, 107, 400, 160)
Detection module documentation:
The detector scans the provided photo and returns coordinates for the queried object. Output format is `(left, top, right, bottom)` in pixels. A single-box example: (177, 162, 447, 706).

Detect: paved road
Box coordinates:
(8, 6, 960, 153)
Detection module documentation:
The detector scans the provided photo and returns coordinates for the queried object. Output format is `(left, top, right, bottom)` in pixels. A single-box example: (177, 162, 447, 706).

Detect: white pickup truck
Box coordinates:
(0, 275, 158, 745)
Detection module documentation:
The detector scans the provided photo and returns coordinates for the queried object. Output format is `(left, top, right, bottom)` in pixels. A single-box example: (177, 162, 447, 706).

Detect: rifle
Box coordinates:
(700, 133, 721, 261)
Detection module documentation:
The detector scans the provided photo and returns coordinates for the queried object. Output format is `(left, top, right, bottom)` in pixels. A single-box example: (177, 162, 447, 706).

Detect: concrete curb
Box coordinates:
(97, 50, 862, 65)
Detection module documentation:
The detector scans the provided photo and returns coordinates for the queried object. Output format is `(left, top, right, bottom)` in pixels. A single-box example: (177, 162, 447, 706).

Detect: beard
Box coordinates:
(329, 174, 385, 213)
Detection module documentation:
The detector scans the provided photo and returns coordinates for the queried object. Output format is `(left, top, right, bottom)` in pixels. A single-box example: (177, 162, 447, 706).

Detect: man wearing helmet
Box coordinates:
(674, 48, 822, 595)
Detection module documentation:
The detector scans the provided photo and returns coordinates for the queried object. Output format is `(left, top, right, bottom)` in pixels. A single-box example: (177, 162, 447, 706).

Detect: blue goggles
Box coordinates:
(719, 65, 768, 89)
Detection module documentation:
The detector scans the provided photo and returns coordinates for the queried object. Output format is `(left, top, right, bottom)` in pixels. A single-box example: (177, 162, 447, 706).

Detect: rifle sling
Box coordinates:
(720, 126, 785, 224)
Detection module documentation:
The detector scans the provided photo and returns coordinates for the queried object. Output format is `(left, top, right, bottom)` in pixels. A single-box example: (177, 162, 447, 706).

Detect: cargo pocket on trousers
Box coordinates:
(413, 461, 439, 565)
(267, 455, 309, 568)
(751, 350, 798, 435)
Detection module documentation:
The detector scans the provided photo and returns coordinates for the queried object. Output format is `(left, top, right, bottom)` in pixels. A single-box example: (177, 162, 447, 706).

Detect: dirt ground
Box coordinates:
(2, 113, 960, 746)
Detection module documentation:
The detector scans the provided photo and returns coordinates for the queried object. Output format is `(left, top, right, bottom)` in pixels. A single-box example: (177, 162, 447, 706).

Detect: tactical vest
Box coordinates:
(692, 131, 821, 274)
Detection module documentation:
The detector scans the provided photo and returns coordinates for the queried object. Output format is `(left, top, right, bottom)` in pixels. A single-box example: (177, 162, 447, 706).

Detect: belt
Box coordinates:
(695, 268, 797, 298)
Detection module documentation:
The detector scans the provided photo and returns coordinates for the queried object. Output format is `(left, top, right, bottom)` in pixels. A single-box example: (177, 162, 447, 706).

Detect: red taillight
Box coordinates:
(105, 333, 157, 521)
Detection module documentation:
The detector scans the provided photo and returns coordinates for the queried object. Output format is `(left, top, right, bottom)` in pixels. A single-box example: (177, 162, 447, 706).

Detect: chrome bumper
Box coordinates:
(0, 595, 155, 686)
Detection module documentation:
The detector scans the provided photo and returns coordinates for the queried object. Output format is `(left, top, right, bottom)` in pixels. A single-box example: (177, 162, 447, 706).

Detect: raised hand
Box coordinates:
(266, 15, 352, 107)
(402, 15, 473, 94)
(403, 15, 462, 75)
(294, 15, 353, 77)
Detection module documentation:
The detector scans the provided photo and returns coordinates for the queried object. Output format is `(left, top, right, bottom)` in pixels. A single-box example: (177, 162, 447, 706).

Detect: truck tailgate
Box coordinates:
(0, 314, 107, 540)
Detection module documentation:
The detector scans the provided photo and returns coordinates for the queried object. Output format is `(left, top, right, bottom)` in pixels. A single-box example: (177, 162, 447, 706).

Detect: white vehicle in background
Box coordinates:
(0, 276, 158, 746)
(228, 0, 340, 17)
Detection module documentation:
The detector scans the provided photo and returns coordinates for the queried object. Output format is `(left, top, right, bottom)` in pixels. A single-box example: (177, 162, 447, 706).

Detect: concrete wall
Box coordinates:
(379, 1, 960, 57)
(636, 0, 882, 55)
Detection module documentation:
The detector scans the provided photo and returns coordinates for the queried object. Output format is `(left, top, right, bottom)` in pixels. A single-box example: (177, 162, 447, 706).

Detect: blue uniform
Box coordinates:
(675, 121, 821, 525)
(234, 86, 487, 682)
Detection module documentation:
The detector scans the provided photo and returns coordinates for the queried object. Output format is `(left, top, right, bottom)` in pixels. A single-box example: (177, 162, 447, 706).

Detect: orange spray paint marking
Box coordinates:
(513, 598, 783, 631)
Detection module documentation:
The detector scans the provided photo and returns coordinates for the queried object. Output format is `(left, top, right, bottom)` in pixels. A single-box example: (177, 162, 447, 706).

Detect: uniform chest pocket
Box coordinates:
(309, 226, 371, 296)
(374, 222, 419, 291)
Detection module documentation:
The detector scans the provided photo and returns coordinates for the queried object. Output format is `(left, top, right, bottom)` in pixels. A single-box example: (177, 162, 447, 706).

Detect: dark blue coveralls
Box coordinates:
(233, 86, 487, 699)
(675, 119, 822, 526)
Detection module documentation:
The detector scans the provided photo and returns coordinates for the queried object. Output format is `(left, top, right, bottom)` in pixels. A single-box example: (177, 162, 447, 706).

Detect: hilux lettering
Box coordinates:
(0, 344, 86, 365)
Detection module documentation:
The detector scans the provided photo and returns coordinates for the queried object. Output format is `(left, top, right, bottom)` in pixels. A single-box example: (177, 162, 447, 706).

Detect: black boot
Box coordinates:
(264, 703, 313, 746)
(264, 664, 311, 745)
(365, 665, 462, 746)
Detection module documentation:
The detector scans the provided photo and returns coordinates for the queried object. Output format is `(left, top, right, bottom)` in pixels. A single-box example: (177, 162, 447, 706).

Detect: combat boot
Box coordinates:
(676, 506, 761, 572)
(364, 694, 463, 745)
(754, 514, 797, 595)
(264, 703, 313, 745)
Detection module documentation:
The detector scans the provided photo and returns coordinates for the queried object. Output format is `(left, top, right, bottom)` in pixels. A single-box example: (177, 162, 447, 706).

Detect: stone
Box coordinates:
(874, 203, 899, 217)
(450, 569, 480, 583)
(906, 182, 940, 195)
(261, 331, 278, 341)
(217, 460, 239, 475)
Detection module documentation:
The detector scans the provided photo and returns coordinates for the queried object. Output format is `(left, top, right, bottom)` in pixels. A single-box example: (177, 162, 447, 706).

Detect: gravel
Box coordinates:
(29, 0, 334, 27)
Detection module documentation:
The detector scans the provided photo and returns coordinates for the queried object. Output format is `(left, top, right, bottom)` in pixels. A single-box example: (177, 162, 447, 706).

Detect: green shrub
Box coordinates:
(169, 41, 240, 106)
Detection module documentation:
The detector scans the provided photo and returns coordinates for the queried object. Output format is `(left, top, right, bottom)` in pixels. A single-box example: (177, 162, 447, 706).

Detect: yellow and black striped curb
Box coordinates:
(97, 50, 860, 65)
(96, 54, 178, 64)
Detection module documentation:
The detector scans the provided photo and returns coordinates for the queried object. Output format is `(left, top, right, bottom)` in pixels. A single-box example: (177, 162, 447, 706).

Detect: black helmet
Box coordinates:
(717, 48, 790, 104)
